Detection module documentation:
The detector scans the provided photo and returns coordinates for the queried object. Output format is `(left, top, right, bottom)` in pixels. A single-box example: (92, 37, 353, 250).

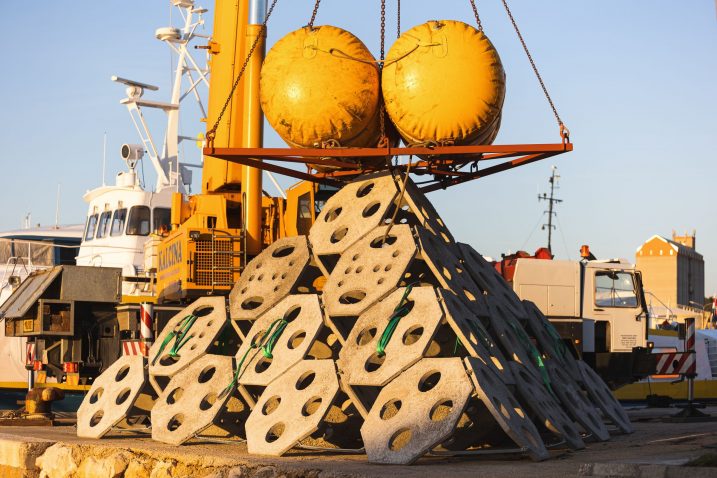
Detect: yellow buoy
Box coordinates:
(382, 20, 506, 146)
(260, 25, 382, 149)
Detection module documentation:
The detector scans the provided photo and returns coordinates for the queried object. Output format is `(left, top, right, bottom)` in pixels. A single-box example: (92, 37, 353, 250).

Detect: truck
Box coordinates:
(494, 246, 656, 388)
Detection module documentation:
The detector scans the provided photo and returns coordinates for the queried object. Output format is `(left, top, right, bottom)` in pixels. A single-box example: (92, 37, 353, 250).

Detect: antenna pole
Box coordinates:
(538, 166, 562, 252)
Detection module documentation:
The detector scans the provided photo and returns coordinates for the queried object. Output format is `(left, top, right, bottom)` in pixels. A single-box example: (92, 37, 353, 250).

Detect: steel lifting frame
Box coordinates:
(203, 140, 573, 192)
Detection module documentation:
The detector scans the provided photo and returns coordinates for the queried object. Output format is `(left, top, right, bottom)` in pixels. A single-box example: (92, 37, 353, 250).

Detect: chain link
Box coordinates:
(308, 0, 321, 29)
(397, 0, 401, 37)
(468, 0, 483, 31)
(499, 0, 564, 133)
(206, 0, 280, 147)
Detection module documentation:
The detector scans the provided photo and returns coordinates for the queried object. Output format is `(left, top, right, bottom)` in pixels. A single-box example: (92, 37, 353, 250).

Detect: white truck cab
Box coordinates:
(500, 250, 653, 387)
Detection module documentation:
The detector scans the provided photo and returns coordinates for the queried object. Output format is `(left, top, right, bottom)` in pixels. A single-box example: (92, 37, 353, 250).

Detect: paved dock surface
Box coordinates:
(0, 406, 716, 477)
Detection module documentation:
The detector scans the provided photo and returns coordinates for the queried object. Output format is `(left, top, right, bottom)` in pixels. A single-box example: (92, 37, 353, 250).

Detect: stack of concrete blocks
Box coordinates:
(77, 172, 633, 465)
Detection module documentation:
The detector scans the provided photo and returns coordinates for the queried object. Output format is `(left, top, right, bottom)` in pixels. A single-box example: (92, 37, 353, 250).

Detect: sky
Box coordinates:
(0, 1, 715, 294)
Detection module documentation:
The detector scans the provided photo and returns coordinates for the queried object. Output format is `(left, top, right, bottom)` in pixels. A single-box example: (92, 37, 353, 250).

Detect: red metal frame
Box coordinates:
(203, 140, 573, 192)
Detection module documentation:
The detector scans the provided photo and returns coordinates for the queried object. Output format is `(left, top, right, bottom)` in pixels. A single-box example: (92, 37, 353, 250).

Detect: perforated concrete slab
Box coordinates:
(414, 228, 483, 306)
(544, 359, 610, 441)
(149, 297, 228, 394)
(578, 360, 634, 434)
(309, 173, 399, 276)
(483, 297, 542, 380)
(522, 300, 582, 382)
(322, 224, 416, 318)
(338, 286, 443, 387)
(509, 362, 585, 450)
(77, 355, 147, 439)
(245, 359, 339, 456)
(438, 289, 515, 385)
(455, 242, 528, 318)
(399, 178, 455, 244)
(151, 355, 234, 445)
(235, 294, 324, 387)
(229, 236, 312, 322)
(361, 358, 473, 465)
(463, 357, 549, 462)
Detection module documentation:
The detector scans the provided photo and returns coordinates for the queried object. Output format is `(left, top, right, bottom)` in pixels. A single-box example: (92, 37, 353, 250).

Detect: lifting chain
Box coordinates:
(308, 0, 321, 29)
(468, 0, 483, 32)
(397, 0, 401, 37)
(499, 0, 568, 140)
(205, 0, 280, 148)
(377, 0, 388, 146)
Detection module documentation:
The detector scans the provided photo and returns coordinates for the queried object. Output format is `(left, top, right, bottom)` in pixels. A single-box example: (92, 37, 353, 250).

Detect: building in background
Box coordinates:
(636, 230, 705, 327)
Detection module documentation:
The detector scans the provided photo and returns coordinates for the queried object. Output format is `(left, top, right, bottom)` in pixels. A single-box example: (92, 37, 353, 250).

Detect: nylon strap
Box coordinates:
(376, 283, 417, 357)
(151, 314, 197, 365)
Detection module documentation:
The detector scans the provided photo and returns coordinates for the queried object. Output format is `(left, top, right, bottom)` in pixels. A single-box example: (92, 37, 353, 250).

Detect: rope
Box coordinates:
(151, 314, 198, 365)
(218, 318, 288, 399)
(382, 156, 412, 243)
(376, 283, 417, 357)
(499, 0, 567, 137)
(206, 0, 279, 147)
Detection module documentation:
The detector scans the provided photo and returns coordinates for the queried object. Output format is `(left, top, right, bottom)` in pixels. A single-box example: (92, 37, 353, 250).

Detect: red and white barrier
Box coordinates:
(122, 340, 149, 357)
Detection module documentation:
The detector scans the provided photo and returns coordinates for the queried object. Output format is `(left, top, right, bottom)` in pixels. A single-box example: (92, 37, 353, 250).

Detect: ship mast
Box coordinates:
(538, 165, 562, 252)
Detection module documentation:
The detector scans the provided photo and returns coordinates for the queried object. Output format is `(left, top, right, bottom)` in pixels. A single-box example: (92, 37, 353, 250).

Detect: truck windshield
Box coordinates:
(595, 271, 638, 308)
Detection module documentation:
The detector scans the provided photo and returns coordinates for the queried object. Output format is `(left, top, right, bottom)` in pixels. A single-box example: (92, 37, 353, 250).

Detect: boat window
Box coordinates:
(96, 211, 112, 239)
(127, 206, 151, 236)
(595, 271, 638, 308)
(153, 207, 171, 233)
(110, 208, 127, 236)
(84, 214, 98, 241)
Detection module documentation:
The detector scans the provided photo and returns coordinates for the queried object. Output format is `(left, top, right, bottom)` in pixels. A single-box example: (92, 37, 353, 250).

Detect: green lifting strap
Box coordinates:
(509, 320, 555, 397)
(376, 282, 417, 357)
(541, 318, 570, 360)
(219, 318, 288, 400)
(151, 314, 198, 366)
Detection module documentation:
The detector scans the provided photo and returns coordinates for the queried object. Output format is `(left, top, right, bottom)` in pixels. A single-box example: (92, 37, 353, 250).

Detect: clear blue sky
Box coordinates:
(0, 1, 715, 295)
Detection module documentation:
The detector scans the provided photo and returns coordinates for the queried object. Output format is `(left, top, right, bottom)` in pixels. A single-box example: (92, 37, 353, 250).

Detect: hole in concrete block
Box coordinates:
(379, 399, 402, 420)
(442, 266, 452, 280)
(296, 371, 316, 390)
(272, 245, 295, 258)
(418, 370, 441, 392)
(89, 410, 104, 427)
(287, 330, 306, 350)
(167, 413, 184, 431)
(266, 422, 285, 443)
(356, 327, 377, 346)
(356, 182, 375, 197)
(330, 227, 349, 244)
(301, 396, 323, 417)
(255, 356, 272, 373)
(284, 306, 302, 321)
(370, 235, 397, 248)
(241, 297, 264, 310)
(262, 396, 281, 415)
(463, 289, 476, 301)
(430, 399, 454, 422)
(362, 201, 381, 218)
(324, 206, 342, 222)
(364, 352, 386, 372)
(199, 393, 217, 411)
(339, 290, 366, 304)
(192, 305, 214, 317)
(89, 387, 103, 404)
(115, 365, 130, 382)
(402, 325, 424, 346)
(115, 387, 131, 406)
(167, 387, 184, 405)
(388, 428, 412, 451)
(198, 366, 216, 384)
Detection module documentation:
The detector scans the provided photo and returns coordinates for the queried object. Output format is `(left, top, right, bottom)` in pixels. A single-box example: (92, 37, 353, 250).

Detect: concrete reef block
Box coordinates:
(578, 360, 634, 434)
(361, 357, 472, 465)
(77, 355, 147, 439)
(245, 359, 339, 456)
(152, 354, 235, 445)
(229, 236, 313, 322)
